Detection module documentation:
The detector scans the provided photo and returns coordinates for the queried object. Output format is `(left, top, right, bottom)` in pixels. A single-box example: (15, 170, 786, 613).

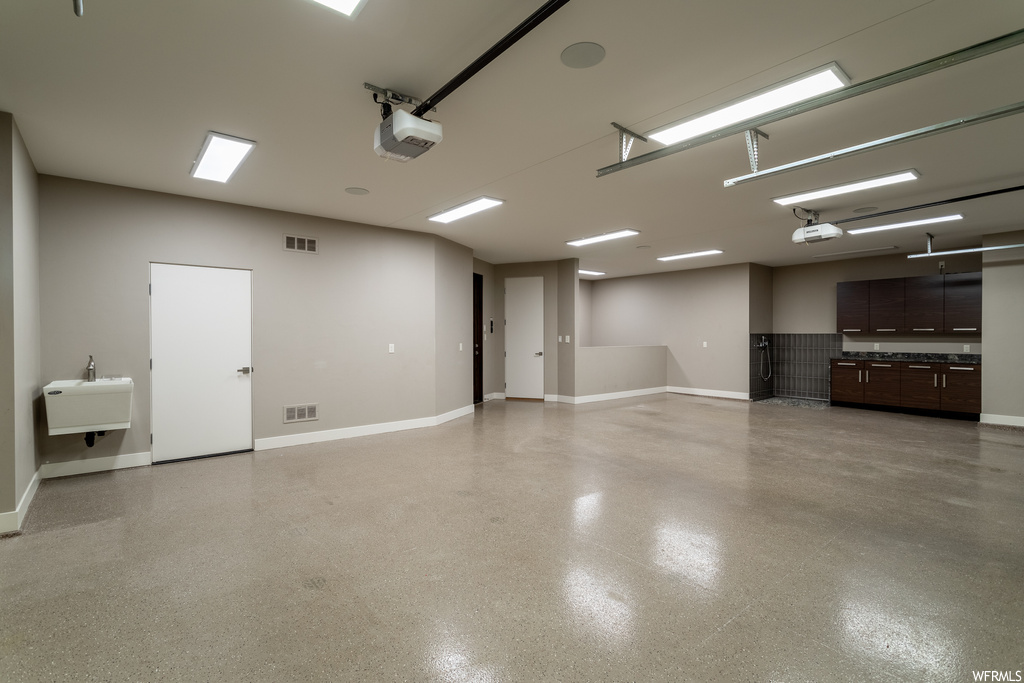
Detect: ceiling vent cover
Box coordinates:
(284, 234, 318, 254)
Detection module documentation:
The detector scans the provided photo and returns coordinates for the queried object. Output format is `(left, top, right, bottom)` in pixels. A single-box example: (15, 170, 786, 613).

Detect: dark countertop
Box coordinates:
(839, 351, 982, 363)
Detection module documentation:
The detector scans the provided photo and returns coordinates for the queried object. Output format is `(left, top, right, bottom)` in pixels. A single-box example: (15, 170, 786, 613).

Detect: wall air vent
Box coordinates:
(284, 234, 318, 254)
(284, 403, 319, 423)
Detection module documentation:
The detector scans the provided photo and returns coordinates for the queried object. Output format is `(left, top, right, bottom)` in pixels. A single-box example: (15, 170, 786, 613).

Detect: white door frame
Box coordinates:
(150, 262, 254, 462)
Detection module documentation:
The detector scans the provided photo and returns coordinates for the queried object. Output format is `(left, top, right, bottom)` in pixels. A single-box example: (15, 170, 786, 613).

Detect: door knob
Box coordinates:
(237, 366, 252, 374)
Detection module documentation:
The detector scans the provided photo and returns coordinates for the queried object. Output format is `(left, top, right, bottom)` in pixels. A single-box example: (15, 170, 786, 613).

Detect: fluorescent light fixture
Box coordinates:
(812, 246, 898, 259)
(190, 132, 256, 183)
(566, 229, 639, 247)
(847, 214, 962, 235)
(578, 270, 605, 276)
(648, 63, 848, 146)
(428, 197, 504, 224)
(908, 243, 1024, 258)
(657, 249, 723, 262)
(309, 0, 368, 17)
(773, 170, 919, 206)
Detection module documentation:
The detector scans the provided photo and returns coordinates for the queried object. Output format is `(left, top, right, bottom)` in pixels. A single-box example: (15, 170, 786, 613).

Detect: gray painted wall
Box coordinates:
(577, 279, 593, 347)
(0, 113, 15, 515)
(575, 346, 667, 397)
(749, 263, 773, 333)
(556, 259, 577, 397)
(981, 229, 1024, 421)
(590, 263, 752, 394)
(37, 177, 473, 466)
(11, 117, 40, 511)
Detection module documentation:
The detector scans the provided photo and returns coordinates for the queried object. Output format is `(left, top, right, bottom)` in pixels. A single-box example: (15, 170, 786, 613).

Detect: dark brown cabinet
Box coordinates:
(830, 360, 864, 402)
(863, 362, 900, 406)
(900, 363, 940, 410)
(905, 274, 944, 333)
(940, 364, 981, 413)
(944, 272, 982, 333)
(832, 360, 981, 417)
(869, 278, 905, 333)
(836, 272, 980, 335)
(836, 281, 870, 333)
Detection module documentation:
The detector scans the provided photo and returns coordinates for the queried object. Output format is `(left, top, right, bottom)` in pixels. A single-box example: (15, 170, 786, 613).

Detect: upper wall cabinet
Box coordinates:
(836, 272, 981, 335)
(943, 272, 982, 333)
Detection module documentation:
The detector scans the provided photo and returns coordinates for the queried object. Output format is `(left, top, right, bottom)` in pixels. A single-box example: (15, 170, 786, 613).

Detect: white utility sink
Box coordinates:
(43, 378, 133, 435)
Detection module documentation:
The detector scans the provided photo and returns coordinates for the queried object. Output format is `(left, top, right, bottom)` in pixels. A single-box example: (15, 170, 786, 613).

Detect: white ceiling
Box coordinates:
(3, 0, 1023, 278)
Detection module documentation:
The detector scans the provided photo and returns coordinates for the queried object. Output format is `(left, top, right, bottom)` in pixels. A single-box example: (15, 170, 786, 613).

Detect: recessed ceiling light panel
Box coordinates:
(649, 63, 848, 146)
(428, 197, 504, 224)
(847, 214, 962, 235)
(190, 132, 256, 183)
(657, 249, 723, 262)
(309, 0, 368, 17)
(567, 229, 639, 247)
(772, 170, 919, 206)
(578, 269, 605, 276)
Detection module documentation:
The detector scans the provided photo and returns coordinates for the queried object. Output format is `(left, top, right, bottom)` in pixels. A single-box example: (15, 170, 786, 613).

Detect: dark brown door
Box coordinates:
(944, 272, 982, 333)
(830, 360, 864, 403)
(869, 278, 905, 333)
(941, 364, 981, 413)
(900, 362, 940, 410)
(864, 362, 900, 406)
(905, 275, 944, 333)
(473, 273, 483, 404)
(836, 281, 870, 333)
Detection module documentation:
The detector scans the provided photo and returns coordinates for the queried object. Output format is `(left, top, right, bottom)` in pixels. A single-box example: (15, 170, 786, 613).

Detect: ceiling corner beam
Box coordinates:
(596, 27, 1024, 178)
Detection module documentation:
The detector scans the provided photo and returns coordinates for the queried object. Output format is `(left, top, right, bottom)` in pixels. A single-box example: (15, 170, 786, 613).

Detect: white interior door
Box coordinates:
(505, 276, 544, 399)
(151, 263, 253, 463)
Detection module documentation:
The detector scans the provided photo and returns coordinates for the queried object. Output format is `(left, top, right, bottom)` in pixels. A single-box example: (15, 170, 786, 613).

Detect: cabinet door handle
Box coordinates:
(912, 328, 935, 331)
(949, 366, 974, 371)
(908, 365, 931, 369)
(866, 370, 870, 383)
(842, 328, 861, 332)
(953, 327, 977, 331)
(838, 362, 857, 366)
(934, 373, 937, 388)
(876, 328, 896, 332)
(943, 374, 946, 388)
(858, 370, 862, 383)
(871, 363, 892, 368)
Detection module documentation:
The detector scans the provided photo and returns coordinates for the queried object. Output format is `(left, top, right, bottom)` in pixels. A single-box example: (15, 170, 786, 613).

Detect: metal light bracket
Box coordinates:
(363, 83, 435, 112)
(611, 122, 648, 163)
(744, 128, 769, 172)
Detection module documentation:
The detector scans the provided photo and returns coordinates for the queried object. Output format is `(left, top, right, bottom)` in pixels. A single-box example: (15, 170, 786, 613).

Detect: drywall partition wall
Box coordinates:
(772, 251, 982, 333)
(578, 278, 593, 347)
(575, 346, 667, 400)
(749, 263, 773, 334)
(0, 113, 41, 532)
(981, 230, 1024, 425)
(472, 259, 502, 398)
(556, 258, 577, 398)
(590, 263, 752, 397)
(11, 117, 41, 523)
(434, 237, 473, 416)
(492, 261, 560, 397)
(38, 176, 472, 467)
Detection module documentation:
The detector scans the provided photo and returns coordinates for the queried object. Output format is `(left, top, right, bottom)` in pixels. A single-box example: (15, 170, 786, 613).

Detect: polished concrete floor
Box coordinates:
(2, 394, 1023, 681)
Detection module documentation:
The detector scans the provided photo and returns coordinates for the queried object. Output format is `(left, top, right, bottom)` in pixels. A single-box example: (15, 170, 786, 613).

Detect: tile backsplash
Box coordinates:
(750, 333, 843, 401)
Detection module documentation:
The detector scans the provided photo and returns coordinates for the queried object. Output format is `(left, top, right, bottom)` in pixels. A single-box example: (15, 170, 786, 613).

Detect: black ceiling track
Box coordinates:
(411, 0, 571, 118)
(832, 184, 1024, 225)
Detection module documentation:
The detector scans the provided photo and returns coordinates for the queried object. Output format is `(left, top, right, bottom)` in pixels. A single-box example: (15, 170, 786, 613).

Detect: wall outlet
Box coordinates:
(963, 344, 970, 352)
(388, 343, 395, 354)
(459, 342, 463, 351)
(558, 335, 563, 343)
(566, 335, 570, 344)
(874, 343, 880, 350)
(702, 341, 707, 348)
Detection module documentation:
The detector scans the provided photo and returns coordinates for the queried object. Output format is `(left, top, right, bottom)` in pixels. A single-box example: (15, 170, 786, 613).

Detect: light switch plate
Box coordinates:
(702, 341, 707, 348)
(566, 335, 570, 344)
(388, 343, 395, 354)
(558, 335, 562, 343)
(459, 342, 463, 351)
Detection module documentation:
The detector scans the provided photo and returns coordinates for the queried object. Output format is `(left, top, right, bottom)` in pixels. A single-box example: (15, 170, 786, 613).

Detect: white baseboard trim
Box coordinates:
(981, 413, 1024, 428)
(569, 386, 669, 405)
(255, 404, 476, 452)
(544, 394, 558, 402)
(39, 451, 152, 480)
(485, 392, 506, 401)
(0, 469, 41, 534)
(667, 386, 750, 401)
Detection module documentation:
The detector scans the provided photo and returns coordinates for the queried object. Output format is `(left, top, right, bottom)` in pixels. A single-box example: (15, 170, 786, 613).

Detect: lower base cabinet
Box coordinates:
(830, 360, 980, 417)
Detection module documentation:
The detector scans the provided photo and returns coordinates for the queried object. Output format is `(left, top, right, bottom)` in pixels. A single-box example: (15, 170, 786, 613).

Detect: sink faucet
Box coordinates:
(87, 355, 96, 382)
